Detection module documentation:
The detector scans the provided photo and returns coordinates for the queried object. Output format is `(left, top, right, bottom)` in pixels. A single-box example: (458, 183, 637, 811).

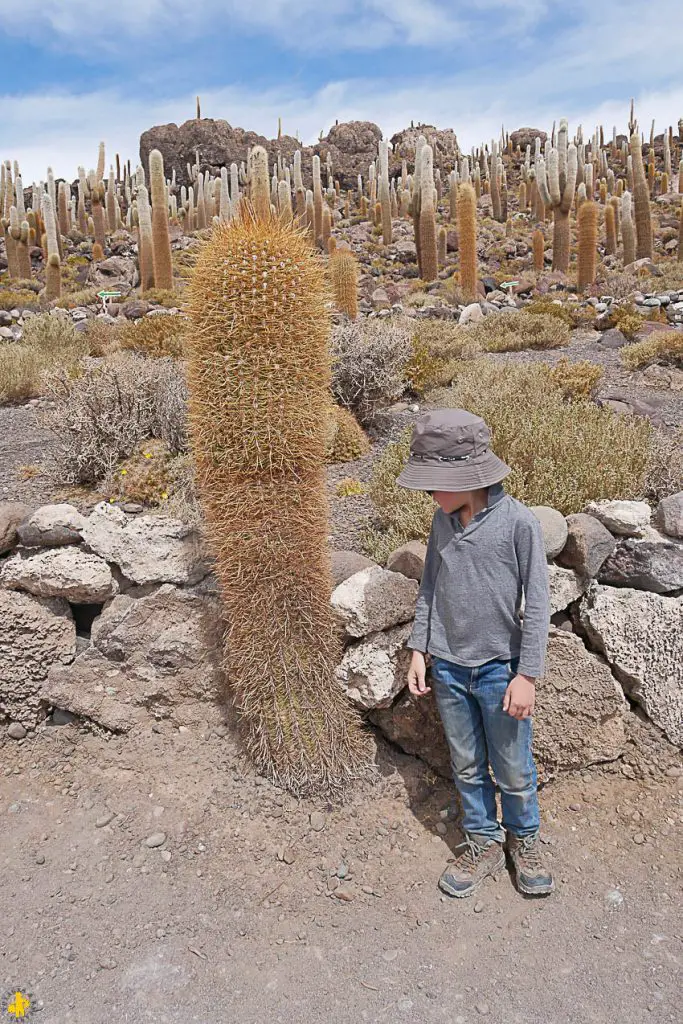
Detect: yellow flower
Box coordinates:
(120, 468, 128, 476)
(160, 492, 169, 500)
(144, 452, 152, 459)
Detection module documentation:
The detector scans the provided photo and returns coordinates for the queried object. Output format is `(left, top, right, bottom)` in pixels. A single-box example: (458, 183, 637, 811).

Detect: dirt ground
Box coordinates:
(1, 715, 681, 1024)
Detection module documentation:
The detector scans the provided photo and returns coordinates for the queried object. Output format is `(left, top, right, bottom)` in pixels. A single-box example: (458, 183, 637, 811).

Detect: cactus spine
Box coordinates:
(621, 191, 636, 266)
(418, 145, 438, 284)
(457, 182, 478, 301)
(604, 203, 617, 255)
(532, 227, 544, 272)
(42, 192, 61, 300)
(136, 184, 155, 292)
(378, 139, 392, 245)
(329, 247, 359, 319)
(577, 200, 598, 289)
(186, 214, 371, 795)
(149, 149, 173, 290)
(630, 133, 653, 259)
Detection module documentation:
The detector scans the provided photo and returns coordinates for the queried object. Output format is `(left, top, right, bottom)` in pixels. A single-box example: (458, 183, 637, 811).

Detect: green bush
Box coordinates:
(465, 310, 570, 352)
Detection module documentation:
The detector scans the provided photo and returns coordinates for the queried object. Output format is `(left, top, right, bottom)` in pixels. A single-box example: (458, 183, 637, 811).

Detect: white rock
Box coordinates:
(548, 564, 587, 615)
(1, 546, 118, 603)
(655, 492, 683, 539)
(336, 623, 412, 710)
(531, 506, 568, 559)
(330, 566, 419, 638)
(459, 302, 484, 325)
(17, 503, 86, 547)
(580, 583, 683, 746)
(584, 499, 651, 537)
(81, 503, 209, 586)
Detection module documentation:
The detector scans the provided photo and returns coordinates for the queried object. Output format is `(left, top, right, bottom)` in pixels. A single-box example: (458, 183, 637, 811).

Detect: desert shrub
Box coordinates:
(596, 269, 640, 301)
(20, 312, 87, 355)
(609, 304, 645, 340)
(55, 287, 101, 310)
(336, 478, 366, 497)
(330, 317, 413, 424)
(405, 320, 482, 396)
(83, 318, 122, 357)
(524, 297, 575, 327)
(119, 314, 187, 358)
(545, 358, 604, 401)
(621, 330, 683, 370)
(464, 310, 570, 352)
(326, 406, 370, 462)
(0, 346, 47, 403)
(643, 428, 683, 503)
(646, 261, 683, 292)
(0, 313, 87, 403)
(44, 352, 188, 485)
(0, 289, 42, 311)
(103, 438, 192, 507)
(142, 287, 184, 308)
(365, 359, 651, 555)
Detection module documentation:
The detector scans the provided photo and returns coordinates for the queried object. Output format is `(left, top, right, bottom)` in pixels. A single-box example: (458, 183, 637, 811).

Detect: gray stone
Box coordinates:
(81, 503, 209, 586)
(1, 546, 118, 603)
(330, 550, 376, 588)
(17, 504, 86, 547)
(143, 832, 166, 848)
(581, 584, 683, 746)
(386, 541, 427, 581)
(0, 590, 76, 729)
(531, 506, 568, 559)
(548, 564, 587, 614)
(43, 584, 227, 733)
(655, 492, 683, 539)
(7, 722, 27, 740)
(557, 513, 617, 578)
(583, 499, 651, 537)
(598, 536, 683, 594)
(330, 566, 419, 638)
(0, 501, 32, 555)
(459, 302, 484, 325)
(336, 622, 412, 710)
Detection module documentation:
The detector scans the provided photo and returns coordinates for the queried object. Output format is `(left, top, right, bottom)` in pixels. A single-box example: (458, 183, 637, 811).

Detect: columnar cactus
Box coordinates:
(90, 180, 107, 249)
(378, 139, 392, 245)
(312, 155, 323, 245)
(329, 247, 359, 319)
(96, 141, 105, 183)
(411, 135, 426, 278)
(535, 119, 578, 272)
(10, 207, 31, 280)
(136, 184, 155, 292)
(437, 225, 447, 266)
(629, 133, 653, 259)
(277, 179, 293, 225)
(621, 191, 636, 266)
(196, 172, 207, 230)
(149, 149, 173, 290)
(604, 203, 617, 255)
(321, 204, 332, 249)
(532, 227, 544, 272)
(248, 146, 271, 222)
(186, 214, 371, 795)
(577, 200, 598, 289)
(457, 182, 478, 300)
(76, 169, 87, 233)
(419, 144, 438, 283)
(489, 141, 503, 222)
(42, 192, 61, 300)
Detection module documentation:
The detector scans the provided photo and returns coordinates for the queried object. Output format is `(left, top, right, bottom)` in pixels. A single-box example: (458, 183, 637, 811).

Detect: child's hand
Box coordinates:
(503, 674, 535, 719)
(407, 651, 431, 697)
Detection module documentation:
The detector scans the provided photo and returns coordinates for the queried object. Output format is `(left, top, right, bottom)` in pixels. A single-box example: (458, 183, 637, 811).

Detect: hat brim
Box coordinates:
(396, 451, 512, 491)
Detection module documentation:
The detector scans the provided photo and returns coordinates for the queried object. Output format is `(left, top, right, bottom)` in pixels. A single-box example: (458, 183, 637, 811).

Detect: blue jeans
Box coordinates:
(430, 655, 540, 843)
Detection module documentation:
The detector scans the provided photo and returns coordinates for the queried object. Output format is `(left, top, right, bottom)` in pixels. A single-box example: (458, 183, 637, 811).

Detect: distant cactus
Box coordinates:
(678, 199, 683, 264)
(327, 236, 337, 255)
(329, 247, 359, 318)
(92, 241, 104, 262)
(42, 192, 61, 300)
(96, 141, 105, 183)
(678, 157, 683, 195)
(518, 181, 527, 210)
(321, 204, 332, 249)
(305, 189, 315, 241)
(196, 172, 207, 230)
(599, 180, 607, 204)
(378, 139, 392, 245)
(621, 191, 636, 266)
(660, 171, 669, 196)
(91, 181, 107, 249)
(277, 179, 293, 225)
(248, 146, 271, 222)
(604, 203, 617, 255)
(630, 133, 652, 259)
(457, 182, 478, 301)
(448, 170, 458, 222)
(106, 170, 117, 232)
(437, 225, 447, 266)
(149, 149, 173, 290)
(535, 118, 578, 272)
(57, 181, 70, 236)
(489, 142, 502, 221)
(312, 155, 323, 245)
(419, 144, 438, 283)
(532, 228, 544, 272)
(577, 200, 598, 289)
(136, 184, 155, 292)
(411, 135, 426, 277)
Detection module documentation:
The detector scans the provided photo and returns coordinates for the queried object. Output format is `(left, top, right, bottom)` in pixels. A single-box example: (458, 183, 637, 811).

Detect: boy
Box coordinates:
(398, 408, 553, 898)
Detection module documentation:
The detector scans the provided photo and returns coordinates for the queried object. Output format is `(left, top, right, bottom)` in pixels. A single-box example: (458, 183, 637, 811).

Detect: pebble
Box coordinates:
(665, 766, 682, 778)
(144, 832, 167, 848)
(474, 901, 484, 913)
(35, 854, 45, 865)
(309, 811, 326, 832)
(160, 850, 172, 863)
(605, 889, 624, 909)
(435, 822, 447, 835)
(95, 812, 115, 828)
(7, 723, 27, 740)
(476, 1002, 490, 1016)
(633, 833, 646, 845)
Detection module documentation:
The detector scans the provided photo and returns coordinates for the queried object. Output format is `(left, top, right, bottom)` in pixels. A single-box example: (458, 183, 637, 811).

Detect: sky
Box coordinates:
(1, 0, 682, 182)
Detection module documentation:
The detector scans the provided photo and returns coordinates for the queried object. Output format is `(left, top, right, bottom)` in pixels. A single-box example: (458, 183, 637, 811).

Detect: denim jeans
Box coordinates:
(430, 655, 540, 843)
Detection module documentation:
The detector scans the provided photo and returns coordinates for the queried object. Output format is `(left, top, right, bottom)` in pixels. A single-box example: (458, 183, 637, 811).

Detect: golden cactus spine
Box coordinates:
(457, 182, 478, 301)
(577, 200, 598, 289)
(149, 149, 173, 290)
(186, 215, 371, 796)
(418, 145, 438, 283)
(630, 133, 653, 259)
(329, 247, 359, 318)
(42, 192, 61, 300)
(604, 203, 617, 255)
(532, 227, 544, 272)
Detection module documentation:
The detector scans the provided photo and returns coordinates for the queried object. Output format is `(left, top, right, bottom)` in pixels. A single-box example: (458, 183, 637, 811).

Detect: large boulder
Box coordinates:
(386, 541, 427, 581)
(510, 128, 547, 152)
(44, 584, 227, 732)
(330, 550, 377, 588)
(87, 255, 138, 292)
(583, 499, 651, 537)
(548, 564, 587, 614)
(316, 121, 383, 188)
(655, 492, 683, 539)
(81, 503, 209, 586)
(330, 566, 419, 638)
(557, 512, 617, 578)
(370, 628, 627, 779)
(0, 590, 76, 729)
(1, 546, 118, 603)
(598, 536, 683, 594)
(390, 124, 460, 172)
(17, 503, 86, 547)
(581, 584, 683, 746)
(336, 623, 412, 710)
(0, 501, 32, 555)
(531, 506, 568, 559)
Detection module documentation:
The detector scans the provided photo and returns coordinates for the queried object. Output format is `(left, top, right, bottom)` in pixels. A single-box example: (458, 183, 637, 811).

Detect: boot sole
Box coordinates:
(438, 851, 506, 899)
(515, 876, 555, 896)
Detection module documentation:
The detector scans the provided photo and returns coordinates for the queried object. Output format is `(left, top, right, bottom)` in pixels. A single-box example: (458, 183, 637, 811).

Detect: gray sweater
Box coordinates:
(408, 484, 551, 678)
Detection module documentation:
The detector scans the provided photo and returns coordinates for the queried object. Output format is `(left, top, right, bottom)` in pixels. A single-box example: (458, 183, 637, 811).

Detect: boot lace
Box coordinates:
(448, 837, 486, 872)
(518, 834, 543, 870)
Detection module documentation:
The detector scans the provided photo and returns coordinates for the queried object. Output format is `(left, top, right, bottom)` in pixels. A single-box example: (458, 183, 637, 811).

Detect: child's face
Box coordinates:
(430, 490, 473, 514)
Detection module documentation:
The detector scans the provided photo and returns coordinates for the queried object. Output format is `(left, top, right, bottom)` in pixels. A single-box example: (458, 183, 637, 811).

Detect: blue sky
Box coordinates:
(1, 0, 682, 181)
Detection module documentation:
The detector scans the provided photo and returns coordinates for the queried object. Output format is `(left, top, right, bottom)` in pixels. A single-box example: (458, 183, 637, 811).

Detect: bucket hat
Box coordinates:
(396, 408, 511, 491)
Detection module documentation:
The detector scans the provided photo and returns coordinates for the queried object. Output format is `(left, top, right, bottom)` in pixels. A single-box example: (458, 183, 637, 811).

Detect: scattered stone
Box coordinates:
(144, 832, 166, 848)
(331, 566, 418, 638)
(336, 622, 412, 710)
(459, 302, 484, 325)
(95, 813, 115, 828)
(476, 1002, 490, 1016)
(35, 853, 46, 865)
(531, 506, 568, 559)
(584, 499, 651, 537)
(474, 901, 484, 913)
(598, 537, 683, 594)
(386, 540, 427, 581)
(655, 492, 683, 539)
(605, 890, 624, 909)
(633, 833, 645, 845)
(557, 513, 617, 578)
(581, 584, 683, 746)
(309, 811, 326, 832)
(330, 550, 376, 588)
(547, 565, 588, 615)
(599, 328, 628, 349)
(17, 504, 86, 547)
(0, 501, 32, 555)
(7, 722, 27, 740)
(1, 546, 118, 603)
(51, 708, 77, 726)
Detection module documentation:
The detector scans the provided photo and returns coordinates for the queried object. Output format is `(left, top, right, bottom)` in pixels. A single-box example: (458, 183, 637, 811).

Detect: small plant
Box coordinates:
(545, 358, 604, 400)
(119, 314, 187, 358)
(524, 297, 575, 327)
(621, 330, 683, 370)
(141, 287, 184, 308)
(103, 439, 179, 506)
(327, 405, 370, 462)
(0, 289, 41, 311)
(465, 310, 570, 352)
(0, 313, 88, 403)
(336, 477, 366, 497)
(609, 303, 646, 339)
(54, 287, 101, 309)
(330, 317, 413, 424)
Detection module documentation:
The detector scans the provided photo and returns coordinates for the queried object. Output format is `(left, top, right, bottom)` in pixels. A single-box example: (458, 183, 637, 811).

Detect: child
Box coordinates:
(398, 408, 554, 897)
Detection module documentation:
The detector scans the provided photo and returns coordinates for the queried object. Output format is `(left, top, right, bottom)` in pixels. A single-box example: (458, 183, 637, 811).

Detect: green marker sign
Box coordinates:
(97, 290, 122, 299)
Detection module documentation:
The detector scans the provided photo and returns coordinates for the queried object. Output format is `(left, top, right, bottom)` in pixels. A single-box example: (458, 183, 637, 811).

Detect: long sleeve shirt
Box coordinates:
(408, 484, 551, 678)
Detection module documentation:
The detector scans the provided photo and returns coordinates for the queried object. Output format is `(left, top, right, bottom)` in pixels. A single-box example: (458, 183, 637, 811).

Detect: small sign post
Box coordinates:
(97, 289, 122, 314)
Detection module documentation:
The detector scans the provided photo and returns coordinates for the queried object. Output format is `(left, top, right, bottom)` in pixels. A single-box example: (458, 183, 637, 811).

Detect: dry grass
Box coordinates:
(54, 287, 101, 309)
(621, 330, 683, 369)
(336, 477, 366, 497)
(524, 297, 576, 327)
(609, 304, 646, 340)
(364, 358, 652, 557)
(119, 314, 188, 357)
(545, 358, 604, 401)
(404, 320, 481, 397)
(643, 428, 683, 504)
(330, 317, 413, 424)
(0, 288, 42, 311)
(141, 287, 184, 308)
(466, 310, 571, 352)
(0, 313, 87, 403)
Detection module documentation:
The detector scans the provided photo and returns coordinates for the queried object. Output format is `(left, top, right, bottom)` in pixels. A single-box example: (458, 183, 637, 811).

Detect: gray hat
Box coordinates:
(397, 409, 511, 491)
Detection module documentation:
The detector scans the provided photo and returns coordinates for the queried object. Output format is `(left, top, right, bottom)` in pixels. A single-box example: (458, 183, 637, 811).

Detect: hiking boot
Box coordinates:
(438, 835, 505, 898)
(506, 832, 554, 895)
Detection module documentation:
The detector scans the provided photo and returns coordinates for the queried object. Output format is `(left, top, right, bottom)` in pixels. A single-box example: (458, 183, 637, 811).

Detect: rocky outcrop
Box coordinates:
(44, 584, 227, 733)
(389, 124, 460, 170)
(598, 536, 683, 594)
(0, 590, 76, 729)
(510, 128, 547, 152)
(0, 501, 32, 555)
(581, 584, 683, 747)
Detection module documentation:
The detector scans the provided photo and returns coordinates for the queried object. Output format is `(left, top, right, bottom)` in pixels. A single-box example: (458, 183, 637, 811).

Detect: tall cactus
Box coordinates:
(621, 191, 636, 266)
(378, 139, 392, 245)
(532, 228, 544, 272)
(42, 192, 61, 300)
(418, 144, 438, 283)
(312, 155, 323, 245)
(577, 200, 598, 289)
(411, 134, 426, 278)
(489, 141, 502, 222)
(136, 184, 155, 292)
(186, 213, 371, 795)
(457, 182, 478, 301)
(149, 149, 173, 290)
(329, 247, 359, 319)
(535, 119, 578, 272)
(604, 203, 617, 255)
(248, 146, 270, 222)
(630, 133, 653, 259)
